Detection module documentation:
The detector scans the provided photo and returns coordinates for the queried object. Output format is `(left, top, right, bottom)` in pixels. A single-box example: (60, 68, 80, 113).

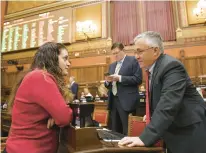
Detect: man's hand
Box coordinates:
(112, 75, 120, 82)
(106, 75, 120, 82)
(105, 76, 114, 82)
(47, 118, 55, 129)
(118, 137, 145, 147)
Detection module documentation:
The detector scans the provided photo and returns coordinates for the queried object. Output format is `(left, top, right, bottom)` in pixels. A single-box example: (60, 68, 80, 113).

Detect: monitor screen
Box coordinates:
(1, 7, 72, 52)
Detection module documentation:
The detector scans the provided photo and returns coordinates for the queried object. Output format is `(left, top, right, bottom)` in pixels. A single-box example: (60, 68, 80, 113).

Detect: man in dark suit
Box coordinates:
(119, 31, 206, 153)
(105, 42, 142, 135)
(69, 76, 79, 100)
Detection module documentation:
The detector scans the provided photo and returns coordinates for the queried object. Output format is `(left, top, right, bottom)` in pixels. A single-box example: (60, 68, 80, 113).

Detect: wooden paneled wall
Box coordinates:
(69, 62, 110, 98)
(7, 1, 56, 14)
(70, 64, 108, 83)
(180, 55, 206, 85)
(1, 57, 110, 102)
(1, 70, 28, 102)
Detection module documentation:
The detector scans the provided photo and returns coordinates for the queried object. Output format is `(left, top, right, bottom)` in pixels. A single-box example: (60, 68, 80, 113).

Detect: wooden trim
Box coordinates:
(71, 63, 107, 69)
(178, 1, 189, 28)
(2, 40, 205, 59)
(5, 1, 73, 21)
(78, 82, 100, 87)
(107, 1, 111, 39)
(71, 1, 102, 9)
(5, 1, 103, 21)
(1, 40, 206, 66)
(102, 1, 107, 38)
(183, 55, 206, 60)
(124, 40, 206, 53)
(172, 1, 180, 30)
(2, 42, 206, 69)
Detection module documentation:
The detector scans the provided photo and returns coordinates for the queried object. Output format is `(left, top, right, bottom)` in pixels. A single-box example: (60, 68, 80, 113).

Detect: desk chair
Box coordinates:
(93, 109, 109, 127)
(128, 114, 145, 136)
(128, 114, 165, 151)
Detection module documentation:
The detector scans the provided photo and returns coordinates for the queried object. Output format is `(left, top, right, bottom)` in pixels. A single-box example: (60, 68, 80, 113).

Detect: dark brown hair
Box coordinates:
(8, 42, 73, 113)
(111, 42, 124, 50)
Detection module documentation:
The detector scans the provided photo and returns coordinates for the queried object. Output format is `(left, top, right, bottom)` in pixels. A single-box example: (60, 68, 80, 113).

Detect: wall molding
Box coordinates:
(71, 0, 102, 9)
(2, 39, 206, 67)
(5, 0, 103, 21)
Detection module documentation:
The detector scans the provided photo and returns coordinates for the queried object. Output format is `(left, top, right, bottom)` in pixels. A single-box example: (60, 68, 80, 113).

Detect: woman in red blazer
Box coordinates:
(5, 42, 73, 153)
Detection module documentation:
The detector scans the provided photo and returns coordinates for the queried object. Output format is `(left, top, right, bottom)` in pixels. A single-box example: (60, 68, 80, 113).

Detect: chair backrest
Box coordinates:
(93, 109, 108, 127)
(128, 114, 146, 136)
(128, 114, 164, 148)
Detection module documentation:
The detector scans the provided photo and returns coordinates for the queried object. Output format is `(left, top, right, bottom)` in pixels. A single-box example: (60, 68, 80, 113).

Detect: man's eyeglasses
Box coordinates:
(134, 47, 154, 55)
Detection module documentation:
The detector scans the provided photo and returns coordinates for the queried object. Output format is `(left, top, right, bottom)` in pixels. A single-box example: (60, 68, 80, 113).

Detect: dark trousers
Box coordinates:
(166, 117, 206, 153)
(111, 96, 135, 135)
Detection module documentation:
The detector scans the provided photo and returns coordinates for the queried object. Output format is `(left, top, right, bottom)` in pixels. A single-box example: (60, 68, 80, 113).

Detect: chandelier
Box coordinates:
(193, 0, 206, 24)
(76, 20, 97, 40)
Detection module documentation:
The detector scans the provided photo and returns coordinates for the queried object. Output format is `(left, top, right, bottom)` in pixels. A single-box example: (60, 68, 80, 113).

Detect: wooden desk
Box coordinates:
(58, 142, 164, 153)
(58, 127, 164, 153)
(94, 102, 108, 111)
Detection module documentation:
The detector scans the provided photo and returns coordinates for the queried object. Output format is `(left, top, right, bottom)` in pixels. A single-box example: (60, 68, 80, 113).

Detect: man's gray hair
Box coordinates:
(134, 31, 164, 53)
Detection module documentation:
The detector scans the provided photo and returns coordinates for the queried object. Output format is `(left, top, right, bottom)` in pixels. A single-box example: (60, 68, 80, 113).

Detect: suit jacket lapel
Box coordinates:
(111, 62, 117, 74)
(150, 54, 164, 103)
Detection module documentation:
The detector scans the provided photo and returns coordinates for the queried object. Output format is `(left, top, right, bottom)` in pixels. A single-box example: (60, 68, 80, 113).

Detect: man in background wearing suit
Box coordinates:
(119, 31, 206, 153)
(105, 42, 142, 135)
(69, 76, 79, 100)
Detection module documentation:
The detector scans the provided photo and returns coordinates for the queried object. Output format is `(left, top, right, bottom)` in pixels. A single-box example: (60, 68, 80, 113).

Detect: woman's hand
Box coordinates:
(143, 115, 146, 122)
(47, 118, 55, 129)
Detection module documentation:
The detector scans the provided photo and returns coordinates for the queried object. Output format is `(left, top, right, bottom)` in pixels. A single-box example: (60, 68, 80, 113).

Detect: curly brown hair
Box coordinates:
(8, 42, 73, 113)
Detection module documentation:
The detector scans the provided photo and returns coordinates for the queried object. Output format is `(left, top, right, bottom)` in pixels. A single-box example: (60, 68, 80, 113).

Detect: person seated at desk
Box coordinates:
(80, 88, 93, 102)
(83, 88, 93, 98)
(69, 76, 79, 100)
(1, 102, 7, 110)
(98, 83, 108, 102)
(80, 92, 85, 98)
(5, 42, 73, 153)
(98, 83, 108, 97)
(80, 92, 86, 102)
(2, 103, 8, 110)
